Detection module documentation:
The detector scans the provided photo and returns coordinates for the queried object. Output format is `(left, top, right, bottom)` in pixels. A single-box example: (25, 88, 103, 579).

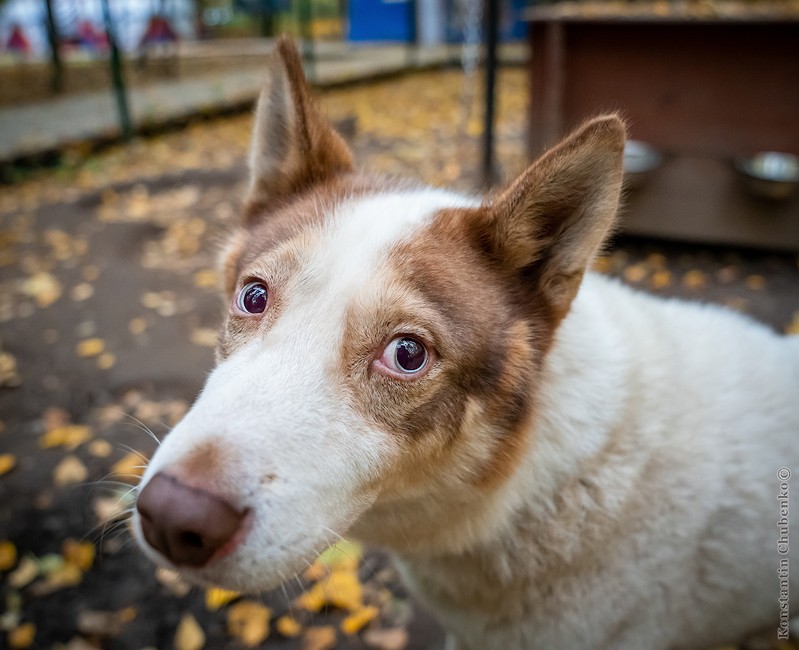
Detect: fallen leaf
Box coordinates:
(8, 557, 38, 589)
(362, 627, 409, 650)
(317, 539, 363, 571)
(175, 614, 205, 650)
(682, 269, 708, 290)
(92, 494, 129, 526)
(276, 614, 303, 638)
(7, 622, 35, 649)
(62, 539, 95, 571)
(341, 605, 379, 634)
(40, 424, 92, 450)
(111, 452, 146, 482)
(53, 455, 89, 487)
(650, 270, 672, 289)
(622, 263, 647, 283)
(30, 560, 82, 596)
(194, 269, 218, 288)
(76, 607, 136, 637)
(0, 350, 21, 388)
(0, 540, 17, 571)
(22, 271, 61, 308)
(190, 328, 218, 348)
(128, 318, 148, 335)
(97, 352, 116, 370)
(303, 626, 337, 650)
(205, 587, 240, 610)
(787, 311, 799, 336)
(156, 567, 191, 597)
(745, 274, 766, 291)
(76, 338, 105, 358)
(297, 568, 363, 613)
(226, 601, 271, 647)
(0, 454, 16, 476)
(70, 283, 95, 302)
(88, 439, 112, 458)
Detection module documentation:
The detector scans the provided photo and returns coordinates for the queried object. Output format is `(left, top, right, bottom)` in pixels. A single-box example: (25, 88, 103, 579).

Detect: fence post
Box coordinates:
(100, 0, 133, 140)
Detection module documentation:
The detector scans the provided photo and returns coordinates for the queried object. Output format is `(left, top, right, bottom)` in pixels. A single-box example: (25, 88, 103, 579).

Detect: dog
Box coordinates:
(133, 37, 799, 649)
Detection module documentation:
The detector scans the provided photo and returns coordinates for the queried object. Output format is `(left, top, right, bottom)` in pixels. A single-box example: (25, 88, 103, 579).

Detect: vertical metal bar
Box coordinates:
(101, 0, 133, 140)
(481, 0, 498, 187)
(44, 0, 63, 93)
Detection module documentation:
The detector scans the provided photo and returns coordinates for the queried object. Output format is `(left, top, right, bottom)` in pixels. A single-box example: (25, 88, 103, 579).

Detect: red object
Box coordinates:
(6, 24, 31, 54)
(140, 16, 178, 47)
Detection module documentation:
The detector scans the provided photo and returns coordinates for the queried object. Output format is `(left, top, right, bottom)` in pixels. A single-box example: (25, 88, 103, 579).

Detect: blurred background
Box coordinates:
(0, 0, 798, 648)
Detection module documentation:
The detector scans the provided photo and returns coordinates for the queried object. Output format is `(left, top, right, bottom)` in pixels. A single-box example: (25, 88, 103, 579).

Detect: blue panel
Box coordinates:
(348, 0, 414, 42)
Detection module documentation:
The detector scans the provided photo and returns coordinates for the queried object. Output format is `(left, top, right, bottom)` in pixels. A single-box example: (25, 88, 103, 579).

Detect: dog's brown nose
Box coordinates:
(136, 472, 245, 568)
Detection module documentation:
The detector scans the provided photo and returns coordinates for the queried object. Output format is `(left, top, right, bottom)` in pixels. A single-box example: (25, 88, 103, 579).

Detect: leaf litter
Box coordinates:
(0, 66, 797, 650)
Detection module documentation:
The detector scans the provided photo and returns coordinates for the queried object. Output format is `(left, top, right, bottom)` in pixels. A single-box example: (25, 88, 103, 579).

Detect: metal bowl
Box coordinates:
(623, 140, 663, 189)
(735, 151, 799, 200)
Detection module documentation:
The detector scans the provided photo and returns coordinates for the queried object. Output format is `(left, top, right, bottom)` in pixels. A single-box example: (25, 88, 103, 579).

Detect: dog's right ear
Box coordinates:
(244, 36, 354, 224)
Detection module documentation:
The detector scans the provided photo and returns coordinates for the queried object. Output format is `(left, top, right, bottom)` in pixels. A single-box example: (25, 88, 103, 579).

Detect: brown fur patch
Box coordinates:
(175, 440, 227, 490)
(244, 37, 354, 223)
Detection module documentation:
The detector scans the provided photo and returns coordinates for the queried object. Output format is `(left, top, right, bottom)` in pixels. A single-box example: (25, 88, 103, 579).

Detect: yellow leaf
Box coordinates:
(70, 283, 94, 302)
(111, 452, 146, 482)
(128, 318, 148, 335)
(8, 556, 38, 589)
(745, 274, 766, 291)
(88, 440, 112, 458)
(175, 614, 205, 650)
(0, 453, 16, 476)
(276, 614, 303, 638)
(190, 328, 218, 348)
(297, 568, 363, 613)
(53, 455, 88, 487)
(340, 605, 378, 634)
(205, 587, 240, 610)
(23, 271, 61, 308)
(303, 626, 337, 650)
(97, 352, 116, 370)
(785, 311, 799, 336)
(650, 270, 672, 290)
(317, 539, 363, 571)
(226, 601, 271, 647)
(76, 338, 105, 358)
(34, 560, 83, 594)
(622, 263, 647, 284)
(296, 583, 327, 612)
(39, 424, 92, 450)
(194, 269, 219, 289)
(0, 540, 17, 571)
(682, 270, 708, 290)
(62, 539, 95, 572)
(8, 622, 35, 649)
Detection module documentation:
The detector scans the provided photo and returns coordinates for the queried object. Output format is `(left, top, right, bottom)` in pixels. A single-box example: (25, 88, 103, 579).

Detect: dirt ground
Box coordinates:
(1, 68, 798, 650)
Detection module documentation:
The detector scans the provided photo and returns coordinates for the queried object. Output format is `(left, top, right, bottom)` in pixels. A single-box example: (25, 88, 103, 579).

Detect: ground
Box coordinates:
(0, 68, 798, 650)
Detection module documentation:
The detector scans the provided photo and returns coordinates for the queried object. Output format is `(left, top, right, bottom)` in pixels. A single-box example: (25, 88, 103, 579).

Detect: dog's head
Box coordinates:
(133, 38, 626, 591)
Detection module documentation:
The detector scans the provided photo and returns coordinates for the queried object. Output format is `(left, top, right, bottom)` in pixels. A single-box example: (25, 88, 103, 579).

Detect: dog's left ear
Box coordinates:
(478, 114, 626, 322)
(244, 36, 354, 222)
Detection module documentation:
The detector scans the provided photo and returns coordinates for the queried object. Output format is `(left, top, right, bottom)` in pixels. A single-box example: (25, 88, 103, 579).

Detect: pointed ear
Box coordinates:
(244, 36, 354, 223)
(479, 114, 626, 322)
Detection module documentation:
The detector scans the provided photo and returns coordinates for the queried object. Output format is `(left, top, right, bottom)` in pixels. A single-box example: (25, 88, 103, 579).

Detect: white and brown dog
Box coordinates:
(134, 38, 799, 649)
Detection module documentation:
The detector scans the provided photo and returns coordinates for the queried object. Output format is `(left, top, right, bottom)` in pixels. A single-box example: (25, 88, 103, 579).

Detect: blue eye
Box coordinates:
(236, 282, 268, 314)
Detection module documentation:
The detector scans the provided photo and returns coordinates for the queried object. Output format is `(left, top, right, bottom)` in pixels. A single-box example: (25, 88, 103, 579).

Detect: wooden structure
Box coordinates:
(524, 5, 799, 250)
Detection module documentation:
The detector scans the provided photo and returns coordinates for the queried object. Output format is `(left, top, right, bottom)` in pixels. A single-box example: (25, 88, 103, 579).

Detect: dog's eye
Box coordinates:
(235, 282, 268, 315)
(378, 336, 429, 376)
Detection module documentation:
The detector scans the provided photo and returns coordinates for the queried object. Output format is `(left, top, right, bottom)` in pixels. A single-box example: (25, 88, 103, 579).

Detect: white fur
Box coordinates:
(136, 188, 799, 649)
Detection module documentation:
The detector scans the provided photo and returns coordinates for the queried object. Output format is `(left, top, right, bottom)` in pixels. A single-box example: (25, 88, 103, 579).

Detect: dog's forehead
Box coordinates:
(316, 189, 478, 283)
